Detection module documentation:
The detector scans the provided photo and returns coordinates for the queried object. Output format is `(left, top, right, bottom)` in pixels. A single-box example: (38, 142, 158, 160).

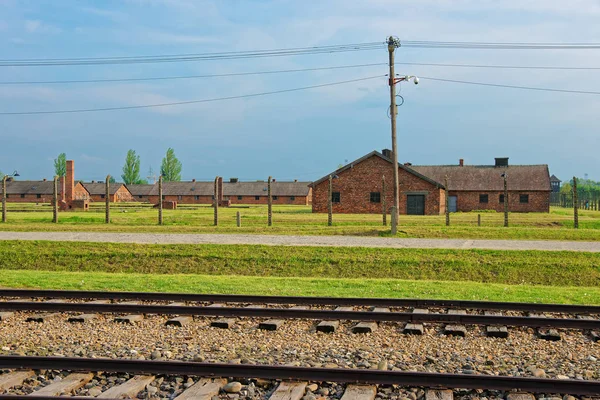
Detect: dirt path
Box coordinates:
(0, 231, 599, 252)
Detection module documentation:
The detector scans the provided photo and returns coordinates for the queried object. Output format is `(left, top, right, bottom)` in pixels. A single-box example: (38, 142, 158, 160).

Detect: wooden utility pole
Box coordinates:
(328, 174, 333, 226)
(1, 175, 7, 223)
(213, 176, 219, 226)
(158, 175, 163, 225)
(53, 176, 58, 223)
(388, 36, 400, 234)
(445, 175, 450, 226)
(573, 176, 579, 229)
(105, 175, 110, 224)
(267, 176, 272, 226)
(503, 173, 508, 227)
(236, 211, 241, 227)
(382, 175, 387, 226)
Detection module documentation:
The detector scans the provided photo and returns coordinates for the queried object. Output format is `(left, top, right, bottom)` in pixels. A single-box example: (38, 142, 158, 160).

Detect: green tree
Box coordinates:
(54, 153, 66, 177)
(109, 176, 116, 184)
(121, 149, 142, 184)
(560, 182, 572, 195)
(160, 148, 182, 182)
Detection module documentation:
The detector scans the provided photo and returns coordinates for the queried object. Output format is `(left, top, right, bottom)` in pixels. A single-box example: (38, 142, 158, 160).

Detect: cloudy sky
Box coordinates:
(0, 0, 599, 182)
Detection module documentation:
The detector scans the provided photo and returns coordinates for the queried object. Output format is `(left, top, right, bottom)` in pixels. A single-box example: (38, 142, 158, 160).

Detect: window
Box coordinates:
(479, 194, 488, 203)
(255, 196, 260, 201)
(499, 194, 505, 203)
(332, 192, 341, 203)
(138, 195, 143, 199)
(37, 194, 42, 199)
(290, 196, 295, 201)
(520, 194, 529, 204)
(237, 196, 243, 200)
(178, 195, 182, 200)
(195, 195, 200, 200)
(211, 195, 215, 200)
(20, 194, 25, 198)
(273, 196, 278, 200)
(100, 194, 105, 199)
(370, 192, 381, 203)
(161, 195, 165, 200)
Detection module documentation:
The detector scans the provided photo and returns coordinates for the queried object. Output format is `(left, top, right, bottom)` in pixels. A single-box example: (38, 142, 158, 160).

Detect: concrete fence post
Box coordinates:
(503, 173, 509, 228)
(53, 176, 59, 223)
(478, 213, 481, 227)
(158, 175, 163, 225)
(267, 176, 272, 226)
(444, 175, 450, 227)
(390, 206, 397, 232)
(382, 175, 387, 226)
(573, 176, 579, 229)
(1, 175, 7, 223)
(236, 211, 241, 227)
(105, 175, 110, 224)
(213, 176, 219, 226)
(328, 174, 333, 226)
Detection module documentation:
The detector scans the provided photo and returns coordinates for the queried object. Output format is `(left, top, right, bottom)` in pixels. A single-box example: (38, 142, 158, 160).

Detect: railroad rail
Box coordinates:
(0, 356, 598, 397)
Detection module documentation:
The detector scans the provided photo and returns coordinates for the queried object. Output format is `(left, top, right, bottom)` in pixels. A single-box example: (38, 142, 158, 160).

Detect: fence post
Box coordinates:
(1, 175, 7, 223)
(267, 176, 272, 226)
(382, 175, 387, 226)
(213, 176, 219, 226)
(53, 176, 59, 223)
(478, 213, 481, 227)
(158, 175, 163, 225)
(503, 173, 509, 227)
(444, 175, 450, 227)
(391, 206, 397, 232)
(328, 174, 333, 226)
(236, 211, 241, 227)
(105, 175, 110, 224)
(573, 176, 578, 229)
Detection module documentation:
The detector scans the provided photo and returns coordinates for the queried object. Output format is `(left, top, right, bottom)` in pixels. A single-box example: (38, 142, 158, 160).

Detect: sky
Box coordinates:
(0, 0, 599, 183)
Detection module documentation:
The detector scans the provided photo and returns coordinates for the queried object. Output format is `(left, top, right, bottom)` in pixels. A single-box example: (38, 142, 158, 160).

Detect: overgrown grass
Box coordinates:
(1, 241, 599, 287)
(2, 204, 599, 240)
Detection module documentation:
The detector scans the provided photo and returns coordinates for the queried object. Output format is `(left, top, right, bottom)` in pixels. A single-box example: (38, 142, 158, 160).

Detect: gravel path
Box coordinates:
(1, 231, 600, 252)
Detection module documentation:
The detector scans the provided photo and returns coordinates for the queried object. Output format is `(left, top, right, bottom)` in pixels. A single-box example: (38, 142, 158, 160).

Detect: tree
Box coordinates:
(54, 153, 66, 177)
(121, 149, 142, 184)
(160, 148, 182, 182)
(109, 176, 116, 184)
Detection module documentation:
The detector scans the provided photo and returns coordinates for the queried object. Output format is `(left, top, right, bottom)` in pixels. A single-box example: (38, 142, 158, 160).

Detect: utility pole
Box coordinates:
(1, 175, 7, 223)
(503, 173, 509, 227)
(53, 176, 58, 223)
(388, 36, 400, 234)
(105, 175, 110, 224)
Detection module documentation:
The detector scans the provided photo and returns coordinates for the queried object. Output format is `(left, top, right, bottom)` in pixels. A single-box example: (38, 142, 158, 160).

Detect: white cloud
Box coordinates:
(24, 19, 61, 34)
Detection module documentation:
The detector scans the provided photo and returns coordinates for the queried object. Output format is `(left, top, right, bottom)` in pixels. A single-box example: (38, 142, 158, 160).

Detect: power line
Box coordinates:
(0, 75, 385, 115)
(397, 61, 600, 70)
(400, 40, 600, 49)
(419, 76, 600, 95)
(0, 63, 388, 85)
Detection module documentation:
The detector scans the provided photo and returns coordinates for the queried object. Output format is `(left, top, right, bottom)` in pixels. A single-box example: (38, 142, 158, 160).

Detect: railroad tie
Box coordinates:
(29, 372, 93, 396)
(340, 384, 377, 400)
(0, 370, 35, 391)
(506, 393, 535, 400)
(165, 302, 193, 327)
(528, 313, 561, 341)
(443, 309, 467, 337)
(404, 308, 428, 335)
(209, 303, 236, 329)
(317, 306, 354, 333)
(259, 305, 307, 331)
(351, 307, 389, 334)
(174, 378, 226, 400)
(25, 299, 63, 323)
(68, 299, 110, 323)
(484, 311, 509, 338)
(269, 381, 307, 400)
(0, 311, 14, 321)
(577, 315, 600, 342)
(113, 301, 145, 324)
(98, 375, 155, 398)
(425, 389, 453, 400)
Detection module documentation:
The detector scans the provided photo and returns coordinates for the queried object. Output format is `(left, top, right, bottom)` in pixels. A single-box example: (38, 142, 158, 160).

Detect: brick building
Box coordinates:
(310, 150, 551, 215)
(1, 178, 88, 203)
(127, 184, 155, 202)
(81, 182, 134, 203)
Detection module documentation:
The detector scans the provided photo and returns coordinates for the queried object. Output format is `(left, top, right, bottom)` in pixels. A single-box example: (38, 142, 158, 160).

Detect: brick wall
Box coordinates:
(311, 155, 443, 215)
(5, 194, 51, 203)
(114, 185, 134, 202)
(148, 194, 310, 205)
(449, 191, 550, 213)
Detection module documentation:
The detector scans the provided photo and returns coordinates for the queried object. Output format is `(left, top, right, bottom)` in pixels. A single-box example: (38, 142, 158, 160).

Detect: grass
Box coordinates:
(1, 270, 599, 305)
(1, 204, 600, 240)
(1, 241, 600, 287)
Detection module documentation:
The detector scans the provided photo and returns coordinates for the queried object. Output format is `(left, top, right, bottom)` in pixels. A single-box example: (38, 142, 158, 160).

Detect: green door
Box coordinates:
(407, 195, 425, 215)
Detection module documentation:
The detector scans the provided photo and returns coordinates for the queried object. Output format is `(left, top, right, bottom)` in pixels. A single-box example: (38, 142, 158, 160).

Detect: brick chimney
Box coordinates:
(43, 178, 47, 182)
(459, 159, 464, 167)
(65, 160, 74, 202)
(191, 178, 196, 182)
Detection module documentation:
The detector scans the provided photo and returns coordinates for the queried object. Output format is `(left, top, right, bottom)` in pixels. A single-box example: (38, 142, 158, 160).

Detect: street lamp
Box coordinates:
(2, 170, 20, 223)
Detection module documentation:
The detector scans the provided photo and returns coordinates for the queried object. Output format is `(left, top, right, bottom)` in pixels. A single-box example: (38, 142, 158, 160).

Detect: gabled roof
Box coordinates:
(224, 181, 311, 197)
(81, 182, 129, 196)
(310, 151, 445, 188)
(1, 180, 56, 195)
(148, 181, 215, 196)
(410, 164, 551, 191)
(550, 174, 561, 183)
(127, 184, 155, 196)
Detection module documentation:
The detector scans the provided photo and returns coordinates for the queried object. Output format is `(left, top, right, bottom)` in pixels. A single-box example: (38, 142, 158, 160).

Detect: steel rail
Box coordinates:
(1, 289, 599, 313)
(0, 356, 598, 395)
(0, 302, 598, 329)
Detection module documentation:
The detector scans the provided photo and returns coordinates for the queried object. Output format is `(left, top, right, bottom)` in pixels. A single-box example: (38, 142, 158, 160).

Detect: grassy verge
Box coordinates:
(1, 270, 598, 305)
(1, 241, 600, 287)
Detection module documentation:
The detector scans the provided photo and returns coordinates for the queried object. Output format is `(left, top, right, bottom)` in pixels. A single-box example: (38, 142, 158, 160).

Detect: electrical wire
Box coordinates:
(0, 75, 385, 115)
(397, 61, 600, 70)
(400, 40, 600, 49)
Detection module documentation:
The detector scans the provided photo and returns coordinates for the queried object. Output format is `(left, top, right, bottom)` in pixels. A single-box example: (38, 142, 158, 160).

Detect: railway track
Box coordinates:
(0, 356, 599, 398)
(0, 289, 599, 338)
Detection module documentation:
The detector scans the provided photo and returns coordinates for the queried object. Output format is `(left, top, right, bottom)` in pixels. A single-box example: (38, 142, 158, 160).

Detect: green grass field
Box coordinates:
(1, 241, 599, 304)
(2, 203, 600, 241)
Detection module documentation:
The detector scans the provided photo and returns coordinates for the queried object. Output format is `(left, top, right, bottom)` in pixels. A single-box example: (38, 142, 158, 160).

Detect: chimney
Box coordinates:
(191, 178, 196, 182)
(65, 160, 75, 202)
(382, 149, 392, 159)
(230, 177, 238, 183)
(91, 180, 95, 184)
(404, 162, 412, 166)
(494, 157, 509, 167)
(59, 176, 65, 202)
(272, 178, 276, 182)
(294, 179, 298, 183)
(459, 159, 464, 167)
(43, 178, 47, 182)
(217, 177, 223, 202)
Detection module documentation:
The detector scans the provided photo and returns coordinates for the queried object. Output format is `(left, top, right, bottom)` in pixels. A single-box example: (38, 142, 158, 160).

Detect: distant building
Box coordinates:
(127, 184, 155, 202)
(81, 182, 133, 203)
(550, 175, 561, 193)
